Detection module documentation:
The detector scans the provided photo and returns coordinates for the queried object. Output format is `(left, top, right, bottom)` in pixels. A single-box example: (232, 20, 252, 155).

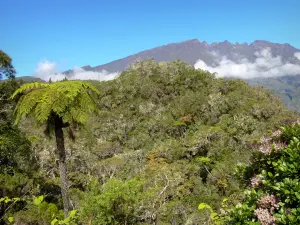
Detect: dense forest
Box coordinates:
(1, 50, 300, 224)
(247, 75, 300, 112)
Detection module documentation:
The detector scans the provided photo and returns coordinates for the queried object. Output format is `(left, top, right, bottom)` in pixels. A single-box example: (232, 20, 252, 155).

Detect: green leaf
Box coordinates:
(69, 209, 77, 217)
(210, 212, 218, 220)
(34, 195, 44, 205)
(4, 198, 11, 203)
(198, 203, 210, 210)
(12, 197, 20, 202)
(198, 157, 211, 164)
(272, 186, 280, 191)
(51, 218, 58, 225)
(268, 172, 273, 177)
(8, 216, 14, 223)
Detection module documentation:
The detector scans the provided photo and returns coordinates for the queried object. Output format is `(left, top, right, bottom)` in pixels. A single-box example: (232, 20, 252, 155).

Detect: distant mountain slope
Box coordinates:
(247, 75, 300, 112)
(16, 76, 44, 83)
(1, 76, 44, 83)
(64, 39, 300, 74)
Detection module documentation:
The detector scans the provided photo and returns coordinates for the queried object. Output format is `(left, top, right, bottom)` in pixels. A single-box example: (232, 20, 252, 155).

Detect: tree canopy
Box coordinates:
(0, 50, 16, 79)
(11, 80, 99, 126)
(2, 59, 299, 224)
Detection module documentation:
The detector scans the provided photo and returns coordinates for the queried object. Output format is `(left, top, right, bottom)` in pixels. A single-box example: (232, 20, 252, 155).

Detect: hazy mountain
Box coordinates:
(63, 39, 300, 74)
(16, 76, 44, 83)
(247, 75, 300, 112)
(1, 76, 44, 83)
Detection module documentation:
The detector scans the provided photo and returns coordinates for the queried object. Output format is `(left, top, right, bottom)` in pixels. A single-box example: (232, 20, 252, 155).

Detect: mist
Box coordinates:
(194, 48, 300, 79)
(34, 60, 119, 82)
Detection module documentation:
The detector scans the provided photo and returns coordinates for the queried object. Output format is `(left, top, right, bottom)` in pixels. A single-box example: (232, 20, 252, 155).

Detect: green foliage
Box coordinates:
(0, 78, 43, 224)
(0, 50, 15, 79)
(0, 79, 20, 123)
(0, 113, 41, 224)
(248, 75, 300, 112)
(51, 210, 77, 225)
(63, 61, 297, 224)
(198, 201, 228, 225)
(280, 123, 300, 143)
(0, 124, 35, 174)
(11, 80, 101, 218)
(6, 59, 299, 224)
(11, 195, 65, 225)
(218, 124, 300, 224)
(78, 178, 144, 225)
(198, 156, 212, 164)
(11, 80, 100, 126)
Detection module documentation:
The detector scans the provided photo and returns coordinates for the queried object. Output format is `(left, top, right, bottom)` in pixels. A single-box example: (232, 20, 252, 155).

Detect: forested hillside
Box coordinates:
(1, 57, 299, 224)
(247, 75, 300, 112)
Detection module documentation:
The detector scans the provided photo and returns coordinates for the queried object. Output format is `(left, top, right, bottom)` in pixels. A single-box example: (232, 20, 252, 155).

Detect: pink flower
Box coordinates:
(254, 208, 277, 225)
(258, 136, 286, 155)
(258, 194, 279, 214)
(271, 130, 282, 138)
(250, 175, 263, 188)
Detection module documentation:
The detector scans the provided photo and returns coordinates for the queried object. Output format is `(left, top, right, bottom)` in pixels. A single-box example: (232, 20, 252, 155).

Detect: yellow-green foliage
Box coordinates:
(5, 60, 300, 225)
(11, 80, 99, 125)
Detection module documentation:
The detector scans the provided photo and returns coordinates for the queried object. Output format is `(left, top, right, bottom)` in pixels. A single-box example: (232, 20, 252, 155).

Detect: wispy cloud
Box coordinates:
(295, 52, 300, 61)
(34, 60, 119, 82)
(35, 60, 57, 76)
(194, 48, 300, 79)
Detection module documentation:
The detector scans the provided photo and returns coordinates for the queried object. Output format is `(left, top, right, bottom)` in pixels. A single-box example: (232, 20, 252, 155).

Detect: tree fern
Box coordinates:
(11, 80, 99, 126)
(11, 80, 99, 218)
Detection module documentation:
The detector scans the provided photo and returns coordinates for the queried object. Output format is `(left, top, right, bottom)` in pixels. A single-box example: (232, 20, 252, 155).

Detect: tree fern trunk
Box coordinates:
(54, 116, 70, 218)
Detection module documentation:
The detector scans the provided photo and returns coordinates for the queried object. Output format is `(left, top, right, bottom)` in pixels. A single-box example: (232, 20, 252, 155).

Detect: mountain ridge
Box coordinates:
(63, 39, 300, 74)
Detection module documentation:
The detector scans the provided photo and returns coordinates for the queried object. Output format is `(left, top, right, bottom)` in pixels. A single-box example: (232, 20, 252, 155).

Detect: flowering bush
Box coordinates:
(228, 123, 300, 224)
(200, 123, 300, 224)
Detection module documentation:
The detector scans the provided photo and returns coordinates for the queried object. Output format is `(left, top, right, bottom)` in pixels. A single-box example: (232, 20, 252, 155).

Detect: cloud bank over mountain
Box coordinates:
(33, 40, 300, 81)
(295, 52, 300, 61)
(34, 60, 119, 81)
(194, 48, 300, 79)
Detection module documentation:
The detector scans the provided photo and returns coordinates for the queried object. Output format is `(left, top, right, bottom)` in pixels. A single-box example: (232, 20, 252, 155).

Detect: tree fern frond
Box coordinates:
(12, 80, 100, 129)
(82, 82, 100, 95)
(13, 88, 45, 124)
(10, 82, 49, 99)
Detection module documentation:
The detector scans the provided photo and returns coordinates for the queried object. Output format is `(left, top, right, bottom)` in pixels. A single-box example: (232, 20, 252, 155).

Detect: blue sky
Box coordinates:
(1, 0, 300, 77)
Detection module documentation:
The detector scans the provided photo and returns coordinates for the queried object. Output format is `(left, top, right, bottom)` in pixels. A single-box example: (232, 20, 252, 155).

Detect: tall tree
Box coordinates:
(11, 80, 99, 217)
(0, 50, 17, 122)
(0, 50, 16, 79)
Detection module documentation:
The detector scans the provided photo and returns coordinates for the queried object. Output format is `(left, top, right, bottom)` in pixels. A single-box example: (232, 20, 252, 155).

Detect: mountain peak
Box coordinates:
(174, 39, 201, 46)
(250, 40, 274, 46)
(252, 40, 271, 44)
(81, 65, 92, 70)
(63, 39, 300, 75)
(182, 39, 200, 43)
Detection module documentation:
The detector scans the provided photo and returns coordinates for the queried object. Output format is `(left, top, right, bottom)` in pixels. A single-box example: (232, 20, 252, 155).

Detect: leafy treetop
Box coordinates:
(0, 50, 16, 79)
(11, 80, 100, 126)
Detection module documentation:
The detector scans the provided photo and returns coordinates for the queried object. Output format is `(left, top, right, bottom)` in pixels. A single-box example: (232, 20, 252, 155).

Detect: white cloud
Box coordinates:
(34, 60, 119, 82)
(194, 48, 300, 79)
(35, 60, 57, 76)
(295, 52, 300, 61)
